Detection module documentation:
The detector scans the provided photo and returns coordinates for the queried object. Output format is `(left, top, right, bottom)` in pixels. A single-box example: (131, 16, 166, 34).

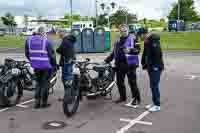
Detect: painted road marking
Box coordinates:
(0, 99, 35, 113)
(116, 107, 152, 133)
(0, 48, 19, 52)
(184, 75, 200, 80)
(16, 104, 29, 108)
(120, 119, 152, 126)
(18, 99, 35, 105)
(0, 108, 9, 113)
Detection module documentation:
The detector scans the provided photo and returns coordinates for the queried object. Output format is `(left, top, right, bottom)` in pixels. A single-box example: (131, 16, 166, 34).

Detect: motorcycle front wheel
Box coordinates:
(63, 80, 80, 117)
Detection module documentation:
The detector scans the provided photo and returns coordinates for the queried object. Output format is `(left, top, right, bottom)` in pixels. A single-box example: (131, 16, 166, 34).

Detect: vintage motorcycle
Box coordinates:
(63, 58, 116, 117)
(0, 58, 57, 107)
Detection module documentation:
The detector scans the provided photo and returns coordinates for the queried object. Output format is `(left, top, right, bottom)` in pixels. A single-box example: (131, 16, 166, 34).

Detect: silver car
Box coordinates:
(0, 28, 5, 36)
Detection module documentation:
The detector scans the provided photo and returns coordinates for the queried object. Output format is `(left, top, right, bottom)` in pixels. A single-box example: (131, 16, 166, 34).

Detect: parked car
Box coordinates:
(0, 28, 6, 36)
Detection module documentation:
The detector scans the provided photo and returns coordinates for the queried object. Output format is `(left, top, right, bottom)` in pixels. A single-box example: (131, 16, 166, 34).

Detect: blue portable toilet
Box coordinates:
(71, 29, 82, 53)
(94, 27, 105, 53)
(168, 20, 185, 32)
(82, 28, 95, 53)
(104, 28, 111, 51)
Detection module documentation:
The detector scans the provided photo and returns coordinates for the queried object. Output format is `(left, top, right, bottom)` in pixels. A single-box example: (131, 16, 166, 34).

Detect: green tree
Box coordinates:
(168, 0, 199, 22)
(72, 14, 81, 21)
(1, 12, 17, 33)
(98, 14, 108, 26)
(110, 8, 137, 27)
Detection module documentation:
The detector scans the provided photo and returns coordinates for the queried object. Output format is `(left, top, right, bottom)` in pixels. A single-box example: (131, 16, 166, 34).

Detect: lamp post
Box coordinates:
(178, 0, 180, 20)
(70, 0, 73, 30)
(95, 0, 98, 27)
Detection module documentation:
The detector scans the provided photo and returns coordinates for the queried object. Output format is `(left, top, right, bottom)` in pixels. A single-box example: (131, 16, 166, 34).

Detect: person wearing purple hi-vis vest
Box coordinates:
(104, 24, 141, 108)
(25, 26, 57, 109)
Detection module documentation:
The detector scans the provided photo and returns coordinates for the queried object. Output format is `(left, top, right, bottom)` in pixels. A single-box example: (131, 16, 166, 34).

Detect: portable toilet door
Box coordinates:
(71, 29, 82, 53)
(82, 28, 95, 53)
(104, 29, 111, 51)
(94, 27, 105, 53)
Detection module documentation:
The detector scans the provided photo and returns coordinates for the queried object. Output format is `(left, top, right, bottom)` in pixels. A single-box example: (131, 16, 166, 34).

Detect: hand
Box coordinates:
(123, 48, 131, 54)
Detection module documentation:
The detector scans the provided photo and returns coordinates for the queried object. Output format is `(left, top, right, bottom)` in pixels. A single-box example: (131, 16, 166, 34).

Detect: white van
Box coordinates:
(72, 21, 94, 31)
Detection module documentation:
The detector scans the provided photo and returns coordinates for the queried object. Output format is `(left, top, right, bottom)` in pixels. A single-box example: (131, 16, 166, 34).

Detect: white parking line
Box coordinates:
(18, 99, 35, 105)
(0, 48, 19, 52)
(120, 119, 152, 126)
(184, 75, 200, 80)
(0, 108, 9, 112)
(16, 104, 29, 108)
(117, 110, 151, 133)
(0, 99, 35, 113)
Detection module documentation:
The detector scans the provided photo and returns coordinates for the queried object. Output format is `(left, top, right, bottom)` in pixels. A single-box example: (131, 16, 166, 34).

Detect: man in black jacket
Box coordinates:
(56, 30, 76, 97)
(140, 29, 164, 112)
(104, 24, 141, 107)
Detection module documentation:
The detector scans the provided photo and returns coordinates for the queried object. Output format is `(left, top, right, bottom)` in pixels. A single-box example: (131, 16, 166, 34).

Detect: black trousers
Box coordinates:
(116, 67, 141, 102)
(34, 70, 50, 103)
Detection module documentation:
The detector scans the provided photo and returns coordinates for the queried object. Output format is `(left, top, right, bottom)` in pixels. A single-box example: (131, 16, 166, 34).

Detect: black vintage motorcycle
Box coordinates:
(0, 58, 57, 107)
(63, 58, 116, 117)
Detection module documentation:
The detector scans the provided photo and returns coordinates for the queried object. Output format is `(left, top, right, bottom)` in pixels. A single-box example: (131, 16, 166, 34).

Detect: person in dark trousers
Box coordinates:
(56, 30, 76, 100)
(25, 26, 57, 109)
(104, 24, 141, 108)
(140, 28, 164, 112)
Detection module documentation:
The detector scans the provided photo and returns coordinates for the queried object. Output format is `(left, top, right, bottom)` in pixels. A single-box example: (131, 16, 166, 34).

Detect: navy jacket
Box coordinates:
(141, 33, 164, 70)
(56, 35, 76, 66)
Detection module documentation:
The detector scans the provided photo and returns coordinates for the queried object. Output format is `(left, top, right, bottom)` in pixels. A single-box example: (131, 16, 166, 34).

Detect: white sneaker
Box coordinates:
(149, 106, 161, 112)
(145, 104, 153, 109)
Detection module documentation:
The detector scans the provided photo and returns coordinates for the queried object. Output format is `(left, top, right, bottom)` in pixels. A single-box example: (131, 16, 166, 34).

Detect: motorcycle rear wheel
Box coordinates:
(0, 81, 20, 107)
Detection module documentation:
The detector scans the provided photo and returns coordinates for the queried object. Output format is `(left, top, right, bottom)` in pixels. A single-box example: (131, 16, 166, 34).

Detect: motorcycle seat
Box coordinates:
(93, 65, 108, 72)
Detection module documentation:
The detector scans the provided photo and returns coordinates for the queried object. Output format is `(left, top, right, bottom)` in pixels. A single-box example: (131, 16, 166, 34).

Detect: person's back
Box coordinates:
(56, 30, 77, 101)
(27, 35, 52, 69)
(25, 26, 57, 109)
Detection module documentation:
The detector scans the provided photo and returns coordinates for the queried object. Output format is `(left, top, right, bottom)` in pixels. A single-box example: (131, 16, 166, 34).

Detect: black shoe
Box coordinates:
(34, 100, 40, 109)
(34, 103, 40, 109)
(41, 103, 51, 108)
(115, 98, 126, 104)
(15, 96, 22, 105)
(130, 99, 140, 108)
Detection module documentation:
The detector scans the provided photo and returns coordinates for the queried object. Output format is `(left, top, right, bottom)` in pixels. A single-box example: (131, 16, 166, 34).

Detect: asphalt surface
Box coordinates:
(0, 50, 200, 133)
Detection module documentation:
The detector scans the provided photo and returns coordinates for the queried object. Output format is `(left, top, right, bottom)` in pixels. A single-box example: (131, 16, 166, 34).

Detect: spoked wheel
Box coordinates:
(0, 81, 20, 107)
(63, 80, 80, 117)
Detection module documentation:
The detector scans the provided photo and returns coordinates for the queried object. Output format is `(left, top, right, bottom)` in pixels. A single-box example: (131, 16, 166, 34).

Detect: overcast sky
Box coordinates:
(0, 0, 200, 20)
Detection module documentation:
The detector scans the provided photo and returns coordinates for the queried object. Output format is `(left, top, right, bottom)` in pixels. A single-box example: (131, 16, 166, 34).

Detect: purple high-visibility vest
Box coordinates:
(28, 35, 52, 69)
(114, 35, 139, 65)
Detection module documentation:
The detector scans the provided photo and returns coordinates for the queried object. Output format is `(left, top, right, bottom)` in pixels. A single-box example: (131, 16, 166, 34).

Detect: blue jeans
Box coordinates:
(62, 63, 73, 81)
(148, 67, 161, 106)
(62, 63, 75, 101)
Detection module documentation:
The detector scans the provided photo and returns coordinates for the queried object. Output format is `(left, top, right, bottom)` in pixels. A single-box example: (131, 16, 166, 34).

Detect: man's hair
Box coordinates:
(119, 24, 128, 31)
(37, 26, 46, 34)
